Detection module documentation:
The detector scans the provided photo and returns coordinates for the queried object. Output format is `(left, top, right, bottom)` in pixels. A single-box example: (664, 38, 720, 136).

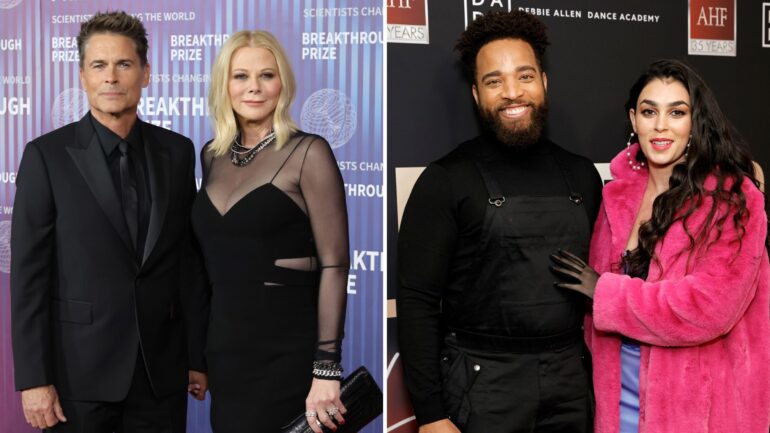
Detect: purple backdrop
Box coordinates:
(0, 1, 383, 432)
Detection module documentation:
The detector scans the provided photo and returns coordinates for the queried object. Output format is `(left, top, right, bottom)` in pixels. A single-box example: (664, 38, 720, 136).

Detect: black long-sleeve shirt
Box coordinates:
(396, 135, 602, 425)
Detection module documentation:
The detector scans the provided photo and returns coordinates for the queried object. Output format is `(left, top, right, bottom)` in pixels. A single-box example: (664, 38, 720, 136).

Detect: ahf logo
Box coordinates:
(762, 3, 770, 48)
(688, 0, 737, 56)
(387, 0, 429, 44)
(696, 5, 728, 27)
(387, 0, 415, 8)
(300, 89, 357, 149)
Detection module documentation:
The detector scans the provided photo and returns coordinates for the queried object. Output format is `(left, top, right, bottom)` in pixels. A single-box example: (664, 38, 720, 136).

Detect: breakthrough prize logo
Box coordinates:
(52, 88, 89, 129)
(0, 220, 11, 274)
(0, 0, 23, 10)
(300, 88, 357, 149)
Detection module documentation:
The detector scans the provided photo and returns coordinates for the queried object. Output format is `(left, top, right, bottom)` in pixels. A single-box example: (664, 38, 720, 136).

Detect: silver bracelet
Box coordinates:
(312, 360, 343, 380)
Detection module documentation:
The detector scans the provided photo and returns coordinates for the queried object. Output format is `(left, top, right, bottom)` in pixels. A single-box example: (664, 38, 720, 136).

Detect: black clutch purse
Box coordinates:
(281, 366, 383, 433)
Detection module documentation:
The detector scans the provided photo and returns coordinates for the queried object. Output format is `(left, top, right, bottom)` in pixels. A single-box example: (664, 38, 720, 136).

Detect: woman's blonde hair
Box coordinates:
(208, 30, 298, 155)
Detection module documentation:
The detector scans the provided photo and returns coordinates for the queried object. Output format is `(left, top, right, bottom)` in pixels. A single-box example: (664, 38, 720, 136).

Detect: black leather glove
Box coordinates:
(550, 249, 598, 299)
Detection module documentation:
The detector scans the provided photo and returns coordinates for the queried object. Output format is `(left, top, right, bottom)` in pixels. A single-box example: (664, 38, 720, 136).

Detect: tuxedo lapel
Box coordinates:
(67, 114, 134, 254)
(141, 121, 170, 266)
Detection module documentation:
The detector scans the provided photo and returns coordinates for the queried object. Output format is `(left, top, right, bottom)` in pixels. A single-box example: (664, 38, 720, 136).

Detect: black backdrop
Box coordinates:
(386, 1, 770, 431)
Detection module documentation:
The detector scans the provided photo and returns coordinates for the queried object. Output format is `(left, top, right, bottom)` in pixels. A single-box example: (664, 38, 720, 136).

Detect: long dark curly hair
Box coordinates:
(623, 59, 758, 279)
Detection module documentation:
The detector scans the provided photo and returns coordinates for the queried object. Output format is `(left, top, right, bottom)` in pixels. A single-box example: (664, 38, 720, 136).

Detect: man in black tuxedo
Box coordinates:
(11, 11, 208, 432)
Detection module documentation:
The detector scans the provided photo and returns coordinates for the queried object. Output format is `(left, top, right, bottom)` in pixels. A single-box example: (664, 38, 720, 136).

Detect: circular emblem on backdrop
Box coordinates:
(0, 0, 23, 10)
(300, 89, 356, 149)
(0, 220, 11, 274)
(51, 88, 89, 129)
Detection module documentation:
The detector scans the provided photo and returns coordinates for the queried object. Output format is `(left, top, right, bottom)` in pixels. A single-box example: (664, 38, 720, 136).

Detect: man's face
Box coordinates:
(472, 38, 548, 149)
(79, 33, 149, 123)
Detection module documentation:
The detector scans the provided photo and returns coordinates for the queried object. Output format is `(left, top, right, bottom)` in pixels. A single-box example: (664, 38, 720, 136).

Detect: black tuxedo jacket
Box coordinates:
(11, 113, 208, 401)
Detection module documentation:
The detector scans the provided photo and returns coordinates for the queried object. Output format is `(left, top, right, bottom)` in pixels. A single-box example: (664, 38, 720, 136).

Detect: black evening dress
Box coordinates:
(191, 132, 349, 433)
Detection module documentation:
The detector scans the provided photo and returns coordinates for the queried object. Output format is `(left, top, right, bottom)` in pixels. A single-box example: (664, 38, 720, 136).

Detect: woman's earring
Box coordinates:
(685, 135, 692, 159)
(627, 132, 645, 171)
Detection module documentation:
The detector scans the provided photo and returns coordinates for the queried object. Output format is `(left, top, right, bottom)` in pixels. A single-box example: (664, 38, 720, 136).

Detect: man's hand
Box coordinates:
(188, 370, 208, 400)
(21, 384, 66, 429)
(418, 419, 461, 433)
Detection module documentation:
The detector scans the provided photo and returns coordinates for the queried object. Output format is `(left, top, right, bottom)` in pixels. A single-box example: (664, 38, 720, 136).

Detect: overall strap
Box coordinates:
(550, 148, 587, 209)
(466, 158, 504, 288)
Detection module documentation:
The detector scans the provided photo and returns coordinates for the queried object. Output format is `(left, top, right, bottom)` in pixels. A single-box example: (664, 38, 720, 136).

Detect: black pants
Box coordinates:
(48, 353, 187, 433)
(441, 335, 591, 433)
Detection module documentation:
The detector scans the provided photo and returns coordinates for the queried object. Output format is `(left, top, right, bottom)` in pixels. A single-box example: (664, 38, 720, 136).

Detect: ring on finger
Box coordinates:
(326, 406, 338, 416)
(305, 410, 318, 418)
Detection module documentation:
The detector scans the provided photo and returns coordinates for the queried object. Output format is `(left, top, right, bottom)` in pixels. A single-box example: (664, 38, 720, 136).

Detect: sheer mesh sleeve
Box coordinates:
(298, 136, 349, 362)
(200, 140, 215, 186)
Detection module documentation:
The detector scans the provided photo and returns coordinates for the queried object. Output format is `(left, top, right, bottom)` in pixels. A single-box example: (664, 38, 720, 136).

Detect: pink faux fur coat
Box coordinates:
(587, 144, 770, 433)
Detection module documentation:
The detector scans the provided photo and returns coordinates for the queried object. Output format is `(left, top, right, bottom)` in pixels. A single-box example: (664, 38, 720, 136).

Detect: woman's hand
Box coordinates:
(187, 370, 208, 401)
(305, 378, 347, 433)
(418, 419, 462, 433)
(550, 249, 599, 299)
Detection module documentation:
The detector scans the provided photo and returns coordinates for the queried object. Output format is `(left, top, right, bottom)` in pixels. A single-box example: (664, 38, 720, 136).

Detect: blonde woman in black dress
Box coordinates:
(191, 30, 349, 433)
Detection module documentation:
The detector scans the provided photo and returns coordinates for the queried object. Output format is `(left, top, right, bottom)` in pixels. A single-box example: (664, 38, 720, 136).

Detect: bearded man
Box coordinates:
(397, 11, 602, 433)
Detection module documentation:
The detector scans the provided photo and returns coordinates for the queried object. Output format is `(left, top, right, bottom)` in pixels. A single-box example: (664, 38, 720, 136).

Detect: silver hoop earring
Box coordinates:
(627, 132, 645, 171)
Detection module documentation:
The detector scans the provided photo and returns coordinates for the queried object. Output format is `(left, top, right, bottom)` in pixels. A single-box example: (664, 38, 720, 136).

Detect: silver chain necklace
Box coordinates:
(230, 130, 276, 167)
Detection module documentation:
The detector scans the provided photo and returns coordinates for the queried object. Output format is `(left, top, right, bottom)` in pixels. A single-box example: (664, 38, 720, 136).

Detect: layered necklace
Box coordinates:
(230, 129, 276, 167)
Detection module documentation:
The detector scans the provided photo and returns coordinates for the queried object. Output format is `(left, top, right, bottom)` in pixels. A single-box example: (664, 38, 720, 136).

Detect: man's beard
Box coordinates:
(479, 98, 548, 151)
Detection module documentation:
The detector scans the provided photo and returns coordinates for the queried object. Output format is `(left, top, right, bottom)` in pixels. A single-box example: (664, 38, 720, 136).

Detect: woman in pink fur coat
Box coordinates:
(551, 59, 770, 433)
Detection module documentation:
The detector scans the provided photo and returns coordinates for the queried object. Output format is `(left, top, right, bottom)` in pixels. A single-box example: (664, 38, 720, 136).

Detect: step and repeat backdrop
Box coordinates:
(386, 0, 770, 432)
(0, 1, 383, 432)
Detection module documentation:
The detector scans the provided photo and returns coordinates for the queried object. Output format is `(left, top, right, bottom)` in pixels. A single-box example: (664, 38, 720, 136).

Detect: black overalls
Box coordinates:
(440, 152, 593, 433)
